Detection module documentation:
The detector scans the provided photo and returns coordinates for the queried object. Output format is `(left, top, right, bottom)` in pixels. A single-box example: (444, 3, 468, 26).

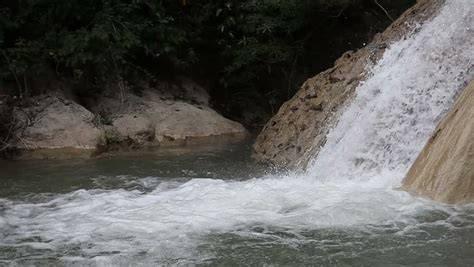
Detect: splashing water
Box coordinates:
(1, 1, 473, 265)
(306, 0, 474, 181)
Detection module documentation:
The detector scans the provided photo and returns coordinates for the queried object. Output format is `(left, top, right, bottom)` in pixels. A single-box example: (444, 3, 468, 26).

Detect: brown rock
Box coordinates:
(12, 95, 105, 159)
(92, 83, 247, 148)
(153, 101, 247, 144)
(252, 0, 444, 168)
(401, 80, 474, 204)
(109, 114, 155, 145)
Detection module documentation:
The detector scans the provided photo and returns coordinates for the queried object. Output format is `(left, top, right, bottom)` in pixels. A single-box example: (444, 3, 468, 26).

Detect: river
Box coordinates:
(1, 141, 473, 265)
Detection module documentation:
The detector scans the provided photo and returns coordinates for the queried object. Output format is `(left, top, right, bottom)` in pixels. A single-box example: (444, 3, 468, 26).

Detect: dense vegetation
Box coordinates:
(0, 0, 414, 126)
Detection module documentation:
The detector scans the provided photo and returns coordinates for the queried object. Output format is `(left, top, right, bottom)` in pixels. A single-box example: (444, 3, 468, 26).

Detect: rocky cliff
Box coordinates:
(252, 0, 444, 168)
(402, 80, 474, 204)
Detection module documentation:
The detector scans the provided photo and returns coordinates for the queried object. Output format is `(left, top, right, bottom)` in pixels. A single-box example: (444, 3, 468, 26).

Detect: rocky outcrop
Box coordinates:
(106, 114, 155, 147)
(252, 0, 444, 168)
(92, 85, 247, 149)
(402, 80, 474, 204)
(11, 95, 106, 159)
(6, 78, 247, 159)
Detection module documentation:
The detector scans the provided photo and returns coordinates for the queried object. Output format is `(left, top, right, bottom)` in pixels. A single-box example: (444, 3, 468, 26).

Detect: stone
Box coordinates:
(152, 101, 247, 144)
(12, 95, 105, 158)
(252, 0, 444, 168)
(402, 79, 474, 204)
(90, 83, 247, 148)
(109, 114, 155, 145)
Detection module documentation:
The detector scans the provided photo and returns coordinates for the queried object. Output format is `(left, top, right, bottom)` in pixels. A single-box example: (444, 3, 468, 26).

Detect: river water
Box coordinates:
(1, 0, 474, 265)
(0, 141, 473, 265)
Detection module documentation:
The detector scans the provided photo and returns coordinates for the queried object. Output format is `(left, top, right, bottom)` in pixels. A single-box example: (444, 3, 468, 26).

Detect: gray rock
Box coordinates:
(109, 114, 155, 145)
(92, 81, 247, 149)
(12, 95, 105, 158)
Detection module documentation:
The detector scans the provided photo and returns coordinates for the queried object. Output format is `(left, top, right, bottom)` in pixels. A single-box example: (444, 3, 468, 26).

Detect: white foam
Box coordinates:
(1, 176, 446, 263)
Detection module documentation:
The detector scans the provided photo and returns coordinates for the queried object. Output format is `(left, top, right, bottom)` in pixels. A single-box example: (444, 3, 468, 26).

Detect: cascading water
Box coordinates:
(306, 0, 474, 181)
(1, 1, 473, 265)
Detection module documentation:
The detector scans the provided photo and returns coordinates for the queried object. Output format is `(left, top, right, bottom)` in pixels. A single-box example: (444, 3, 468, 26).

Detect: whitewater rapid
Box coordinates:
(1, 0, 473, 264)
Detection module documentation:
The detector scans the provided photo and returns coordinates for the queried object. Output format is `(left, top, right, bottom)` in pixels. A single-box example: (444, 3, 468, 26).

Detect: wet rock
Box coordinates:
(402, 79, 474, 204)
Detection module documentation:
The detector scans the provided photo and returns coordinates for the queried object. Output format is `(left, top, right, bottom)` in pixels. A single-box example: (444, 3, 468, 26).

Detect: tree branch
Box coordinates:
(374, 0, 394, 22)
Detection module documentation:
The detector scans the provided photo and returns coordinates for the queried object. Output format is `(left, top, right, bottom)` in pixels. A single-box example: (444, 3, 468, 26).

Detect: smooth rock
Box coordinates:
(109, 114, 155, 145)
(153, 101, 247, 144)
(12, 95, 105, 158)
(91, 84, 247, 148)
(402, 79, 474, 204)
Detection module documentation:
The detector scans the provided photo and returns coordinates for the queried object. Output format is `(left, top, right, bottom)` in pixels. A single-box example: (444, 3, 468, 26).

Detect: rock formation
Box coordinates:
(8, 78, 247, 159)
(402, 80, 474, 204)
(11, 95, 106, 159)
(94, 87, 247, 149)
(252, 0, 444, 168)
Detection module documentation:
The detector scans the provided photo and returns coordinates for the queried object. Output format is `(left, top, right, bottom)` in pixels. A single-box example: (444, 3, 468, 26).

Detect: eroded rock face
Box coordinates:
(402, 80, 474, 204)
(252, 0, 443, 168)
(12, 95, 106, 158)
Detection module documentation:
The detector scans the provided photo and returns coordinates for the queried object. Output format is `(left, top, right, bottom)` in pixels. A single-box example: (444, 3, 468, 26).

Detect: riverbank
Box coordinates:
(0, 78, 248, 160)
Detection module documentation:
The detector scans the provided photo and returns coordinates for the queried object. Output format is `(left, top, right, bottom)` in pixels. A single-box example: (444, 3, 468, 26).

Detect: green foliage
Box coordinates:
(206, 0, 415, 116)
(0, 0, 415, 123)
(213, 0, 317, 99)
(1, 0, 193, 85)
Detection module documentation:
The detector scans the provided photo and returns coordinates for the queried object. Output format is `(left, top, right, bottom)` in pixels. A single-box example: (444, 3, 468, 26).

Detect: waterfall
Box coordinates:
(306, 0, 473, 182)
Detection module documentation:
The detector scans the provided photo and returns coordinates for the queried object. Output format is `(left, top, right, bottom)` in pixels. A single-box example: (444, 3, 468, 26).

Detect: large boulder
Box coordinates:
(90, 81, 247, 149)
(11, 95, 105, 158)
(252, 0, 443, 168)
(152, 101, 247, 144)
(402, 80, 474, 204)
(6, 79, 246, 158)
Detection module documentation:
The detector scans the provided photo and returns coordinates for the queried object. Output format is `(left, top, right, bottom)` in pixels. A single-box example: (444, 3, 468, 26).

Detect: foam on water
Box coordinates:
(1, 1, 473, 264)
(0, 176, 457, 264)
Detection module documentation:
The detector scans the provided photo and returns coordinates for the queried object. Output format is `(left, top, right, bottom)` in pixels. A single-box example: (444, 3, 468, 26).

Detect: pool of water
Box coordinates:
(0, 141, 473, 266)
(0, 140, 266, 199)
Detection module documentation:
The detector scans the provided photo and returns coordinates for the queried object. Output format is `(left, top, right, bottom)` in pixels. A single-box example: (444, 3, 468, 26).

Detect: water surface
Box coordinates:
(0, 141, 473, 265)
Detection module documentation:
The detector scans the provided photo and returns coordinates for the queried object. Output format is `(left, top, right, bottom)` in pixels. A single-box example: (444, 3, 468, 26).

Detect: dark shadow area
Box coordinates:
(0, 0, 415, 130)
